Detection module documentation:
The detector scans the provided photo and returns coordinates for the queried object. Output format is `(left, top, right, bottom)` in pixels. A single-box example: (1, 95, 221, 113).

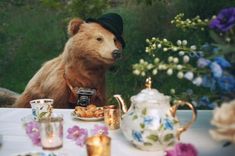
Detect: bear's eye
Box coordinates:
(114, 38, 117, 43)
(96, 37, 103, 42)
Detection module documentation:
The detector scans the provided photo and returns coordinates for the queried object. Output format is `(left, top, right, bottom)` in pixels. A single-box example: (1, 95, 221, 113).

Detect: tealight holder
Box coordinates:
(86, 135, 111, 156)
(39, 113, 63, 150)
(104, 105, 120, 130)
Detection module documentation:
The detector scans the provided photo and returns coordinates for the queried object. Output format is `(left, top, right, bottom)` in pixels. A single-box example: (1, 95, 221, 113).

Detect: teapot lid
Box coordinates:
(131, 77, 171, 107)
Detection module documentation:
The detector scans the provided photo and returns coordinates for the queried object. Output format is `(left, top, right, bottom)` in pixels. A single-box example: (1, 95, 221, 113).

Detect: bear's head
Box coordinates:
(64, 15, 124, 66)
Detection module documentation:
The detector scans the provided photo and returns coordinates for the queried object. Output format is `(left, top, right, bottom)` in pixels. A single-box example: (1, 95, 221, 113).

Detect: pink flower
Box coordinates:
(25, 121, 41, 146)
(67, 125, 88, 147)
(165, 143, 198, 156)
(90, 124, 109, 136)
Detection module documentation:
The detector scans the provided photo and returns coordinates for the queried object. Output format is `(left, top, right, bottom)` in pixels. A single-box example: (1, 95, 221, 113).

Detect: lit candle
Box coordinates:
(86, 135, 111, 156)
(39, 114, 63, 150)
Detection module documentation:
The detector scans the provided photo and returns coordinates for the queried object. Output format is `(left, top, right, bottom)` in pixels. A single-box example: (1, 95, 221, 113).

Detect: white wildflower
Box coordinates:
(167, 68, 173, 75)
(168, 56, 174, 62)
(133, 70, 140, 75)
(157, 44, 162, 48)
(190, 45, 197, 51)
(154, 58, 160, 64)
(176, 40, 182, 46)
(152, 69, 158, 75)
(173, 58, 179, 64)
(183, 55, 190, 63)
(176, 65, 183, 70)
(182, 40, 187, 46)
(177, 72, 184, 79)
(170, 89, 175, 94)
(163, 38, 168, 42)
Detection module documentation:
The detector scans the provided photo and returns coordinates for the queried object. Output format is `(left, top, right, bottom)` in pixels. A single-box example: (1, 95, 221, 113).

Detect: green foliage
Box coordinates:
(0, 2, 66, 92)
(41, 0, 110, 18)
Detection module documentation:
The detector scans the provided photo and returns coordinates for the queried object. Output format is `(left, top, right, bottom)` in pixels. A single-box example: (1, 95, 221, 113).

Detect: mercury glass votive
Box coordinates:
(39, 113, 63, 150)
(104, 105, 120, 130)
(86, 135, 111, 156)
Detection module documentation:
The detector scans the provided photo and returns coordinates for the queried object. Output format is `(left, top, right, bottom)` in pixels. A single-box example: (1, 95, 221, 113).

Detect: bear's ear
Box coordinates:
(67, 18, 84, 36)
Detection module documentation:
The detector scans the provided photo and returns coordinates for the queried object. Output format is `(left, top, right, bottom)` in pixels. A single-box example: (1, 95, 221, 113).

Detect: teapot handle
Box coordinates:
(170, 100, 197, 140)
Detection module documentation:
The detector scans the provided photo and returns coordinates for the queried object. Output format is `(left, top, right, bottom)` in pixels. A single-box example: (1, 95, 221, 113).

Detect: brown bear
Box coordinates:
(13, 13, 125, 108)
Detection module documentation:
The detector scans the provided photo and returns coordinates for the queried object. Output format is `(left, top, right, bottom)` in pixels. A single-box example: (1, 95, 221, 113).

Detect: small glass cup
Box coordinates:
(30, 99, 53, 121)
(86, 135, 111, 156)
(39, 113, 63, 150)
(104, 105, 120, 130)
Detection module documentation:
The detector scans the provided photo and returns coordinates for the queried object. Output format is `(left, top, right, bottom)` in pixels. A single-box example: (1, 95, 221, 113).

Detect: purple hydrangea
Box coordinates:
(209, 7, 235, 32)
(165, 142, 198, 156)
(209, 62, 223, 78)
(214, 56, 231, 68)
(90, 124, 109, 136)
(25, 121, 41, 146)
(67, 125, 88, 147)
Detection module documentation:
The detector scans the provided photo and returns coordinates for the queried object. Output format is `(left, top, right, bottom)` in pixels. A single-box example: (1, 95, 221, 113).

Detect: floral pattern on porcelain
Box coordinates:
(120, 106, 179, 151)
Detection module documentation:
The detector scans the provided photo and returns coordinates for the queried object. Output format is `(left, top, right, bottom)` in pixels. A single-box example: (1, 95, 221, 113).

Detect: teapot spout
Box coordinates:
(113, 94, 128, 114)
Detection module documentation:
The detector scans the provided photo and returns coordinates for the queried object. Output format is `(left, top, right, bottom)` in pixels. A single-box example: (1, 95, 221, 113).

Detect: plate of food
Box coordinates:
(71, 104, 104, 121)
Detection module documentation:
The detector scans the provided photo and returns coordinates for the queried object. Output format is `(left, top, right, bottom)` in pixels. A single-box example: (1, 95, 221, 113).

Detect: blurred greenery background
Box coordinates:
(0, 0, 235, 107)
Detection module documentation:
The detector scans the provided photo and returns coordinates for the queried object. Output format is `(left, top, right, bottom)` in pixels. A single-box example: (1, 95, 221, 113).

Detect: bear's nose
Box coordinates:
(112, 50, 122, 60)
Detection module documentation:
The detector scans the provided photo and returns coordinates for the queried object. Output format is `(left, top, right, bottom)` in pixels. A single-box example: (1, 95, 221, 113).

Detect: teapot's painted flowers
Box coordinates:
(90, 124, 109, 136)
(165, 142, 198, 156)
(25, 121, 41, 146)
(210, 100, 235, 144)
(132, 130, 143, 142)
(209, 7, 235, 32)
(67, 125, 88, 147)
(163, 118, 174, 130)
(144, 116, 154, 125)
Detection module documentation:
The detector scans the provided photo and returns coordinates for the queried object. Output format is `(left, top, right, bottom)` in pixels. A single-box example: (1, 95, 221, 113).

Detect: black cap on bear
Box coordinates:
(86, 13, 125, 48)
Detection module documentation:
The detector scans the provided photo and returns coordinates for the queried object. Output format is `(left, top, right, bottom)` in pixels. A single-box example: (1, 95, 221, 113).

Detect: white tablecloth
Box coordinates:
(0, 108, 234, 156)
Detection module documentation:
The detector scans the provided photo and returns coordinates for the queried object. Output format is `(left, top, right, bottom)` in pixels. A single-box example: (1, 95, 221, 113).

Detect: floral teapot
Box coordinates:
(114, 77, 197, 151)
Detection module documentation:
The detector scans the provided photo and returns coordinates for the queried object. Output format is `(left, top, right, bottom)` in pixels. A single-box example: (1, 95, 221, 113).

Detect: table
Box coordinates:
(0, 108, 234, 156)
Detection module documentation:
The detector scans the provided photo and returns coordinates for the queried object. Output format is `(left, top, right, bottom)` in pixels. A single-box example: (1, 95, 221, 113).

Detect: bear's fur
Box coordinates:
(13, 18, 123, 108)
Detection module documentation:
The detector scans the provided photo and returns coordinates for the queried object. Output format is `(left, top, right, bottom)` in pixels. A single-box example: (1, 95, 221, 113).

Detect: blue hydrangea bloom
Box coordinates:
(209, 62, 223, 78)
(132, 130, 143, 142)
(197, 58, 211, 68)
(198, 96, 216, 109)
(163, 118, 174, 130)
(217, 75, 235, 92)
(214, 56, 231, 68)
(201, 76, 216, 91)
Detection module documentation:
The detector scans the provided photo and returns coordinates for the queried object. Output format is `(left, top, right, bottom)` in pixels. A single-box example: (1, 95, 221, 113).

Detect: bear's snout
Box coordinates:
(112, 49, 122, 60)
